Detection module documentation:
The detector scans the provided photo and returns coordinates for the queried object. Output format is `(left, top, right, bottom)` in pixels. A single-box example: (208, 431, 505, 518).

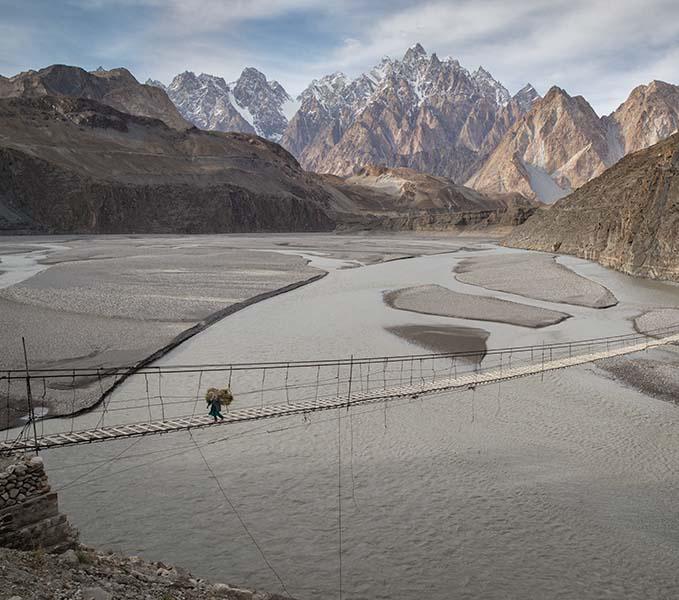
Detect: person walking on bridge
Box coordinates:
(207, 393, 225, 422)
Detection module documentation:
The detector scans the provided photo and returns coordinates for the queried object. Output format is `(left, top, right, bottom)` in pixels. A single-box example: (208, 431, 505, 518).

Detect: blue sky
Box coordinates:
(2, 0, 679, 115)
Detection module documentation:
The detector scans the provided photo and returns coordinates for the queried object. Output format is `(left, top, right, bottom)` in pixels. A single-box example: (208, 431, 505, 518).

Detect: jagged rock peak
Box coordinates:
(161, 67, 294, 141)
(282, 43, 520, 180)
(513, 83, 540, 111)
(403, 42, 428, 63)
(472, 66, 511, 106)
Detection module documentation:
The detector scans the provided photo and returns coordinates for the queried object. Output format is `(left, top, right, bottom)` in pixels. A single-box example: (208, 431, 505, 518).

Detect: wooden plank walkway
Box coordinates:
(3, 332, 678, 454)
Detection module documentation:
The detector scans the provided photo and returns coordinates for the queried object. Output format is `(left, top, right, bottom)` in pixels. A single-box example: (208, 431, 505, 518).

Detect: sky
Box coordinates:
(2, 0, 678, 115)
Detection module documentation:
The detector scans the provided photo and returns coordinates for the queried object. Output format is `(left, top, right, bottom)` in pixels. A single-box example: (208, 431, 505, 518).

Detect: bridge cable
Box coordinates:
(260, 368, 267, 408)
(383, 358, 387, 390)
(471, 387, 476, 424)
(495, 380, 502, 419)
(337, 406, 343, 600)
(157, 368, 165, 421)
(70, 370, 76, 434)
(349, 409, 359, 511)
(4, 372, 10, 439)
(144, 373, 152, 421)
(40, 378, 47, 438)
(54, 435, 144, 493)
(285, 364, 290, 405)
(96, 369, 106, 429)
(190, 371, 203, 419)
(314, 365, 320, 407)
(362, 361, 368, 392)
(189, 430, 292, 598)
(46, 390, 460, 485)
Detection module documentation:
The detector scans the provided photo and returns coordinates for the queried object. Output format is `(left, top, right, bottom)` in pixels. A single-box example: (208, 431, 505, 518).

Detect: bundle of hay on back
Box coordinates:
(205, 387, 234, 407)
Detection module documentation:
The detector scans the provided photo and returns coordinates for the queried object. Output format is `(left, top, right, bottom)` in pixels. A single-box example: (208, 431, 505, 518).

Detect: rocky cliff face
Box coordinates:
(469, 81, 679, 202)
(504, 133, 679, 282)
(0, 96, 335, 233)
(159, 68, 295, 141)
(0, 64, 188, 130)
(467, 87, 615, 202)
(281, 44, 539, 183)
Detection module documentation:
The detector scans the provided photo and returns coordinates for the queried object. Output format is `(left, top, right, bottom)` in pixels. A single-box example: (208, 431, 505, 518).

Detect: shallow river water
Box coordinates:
(26, 244, 679, 599)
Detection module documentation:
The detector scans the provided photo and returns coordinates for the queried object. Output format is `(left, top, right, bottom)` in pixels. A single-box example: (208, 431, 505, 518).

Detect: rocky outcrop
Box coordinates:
(0, 545, 291, 600)
(504, 133, 679, 282)
(0, 64, 188, 130)
(281, 44, 539, 183)
(0, 455, 78, 554)
(0, 96, 335, 233)
(321, 164, 537, 231)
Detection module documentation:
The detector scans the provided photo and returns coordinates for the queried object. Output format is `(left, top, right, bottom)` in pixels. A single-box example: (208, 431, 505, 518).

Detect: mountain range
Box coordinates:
(0, 68, 524, 234)
(149, 44, 679, 203)
(1, 57, 677, 283)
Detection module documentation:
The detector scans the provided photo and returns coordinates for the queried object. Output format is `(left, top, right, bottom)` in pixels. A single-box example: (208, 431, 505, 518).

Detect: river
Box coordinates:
(24, 243, 679, 599)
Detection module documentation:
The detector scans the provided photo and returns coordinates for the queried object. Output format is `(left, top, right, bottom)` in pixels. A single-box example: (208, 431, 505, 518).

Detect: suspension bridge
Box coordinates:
(2, 326, 678, 455)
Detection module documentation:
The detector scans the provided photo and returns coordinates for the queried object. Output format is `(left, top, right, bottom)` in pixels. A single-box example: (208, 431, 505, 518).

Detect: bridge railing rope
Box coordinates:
(1, 323, 678, 453)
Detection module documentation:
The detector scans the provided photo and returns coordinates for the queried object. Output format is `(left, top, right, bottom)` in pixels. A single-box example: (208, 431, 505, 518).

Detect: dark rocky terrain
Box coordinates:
(0, 96, 334, 233)
(504, 133, 679, 282)
(0, 64, 188, 130)
(0, 545, 290, 600)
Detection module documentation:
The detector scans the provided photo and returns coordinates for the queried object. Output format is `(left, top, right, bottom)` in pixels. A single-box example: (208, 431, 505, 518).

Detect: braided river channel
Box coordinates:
(32, 241, 679, 599)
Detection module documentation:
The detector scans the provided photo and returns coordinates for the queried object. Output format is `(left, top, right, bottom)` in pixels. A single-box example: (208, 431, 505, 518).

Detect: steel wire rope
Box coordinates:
(285, 364, 290, 405)
(189, 431, 292, 598)
(13, 323, 676, 376)
(42, 387, 476, 485)
(144, 373, 152, 422)
(54, 436, 144, 493)
(337, 406, 343, 600)
(157, 368, 165, 421)
(190, 371, 204, 419)
(69, 370, 76, 434)
(40, 378, 47, 438)
(3, 373, 10, 440)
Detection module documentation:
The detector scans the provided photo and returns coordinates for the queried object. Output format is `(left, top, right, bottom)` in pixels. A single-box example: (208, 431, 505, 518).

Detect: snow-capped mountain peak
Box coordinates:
(472, 66, 511, 106)
(160, 67, 294, 141)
